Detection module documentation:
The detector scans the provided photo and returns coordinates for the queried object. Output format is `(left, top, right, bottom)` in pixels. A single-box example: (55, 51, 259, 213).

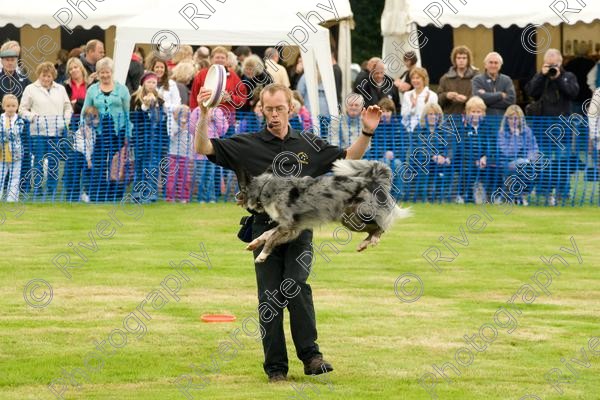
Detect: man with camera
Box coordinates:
(525, 48, 579, 205)
(526, 49, 578, 116)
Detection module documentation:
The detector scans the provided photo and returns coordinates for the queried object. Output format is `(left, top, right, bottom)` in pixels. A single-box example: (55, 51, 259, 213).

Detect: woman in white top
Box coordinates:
(147, 57, 181, 110)
(19, 61, 72, 197)
(401, 67, 438, 132)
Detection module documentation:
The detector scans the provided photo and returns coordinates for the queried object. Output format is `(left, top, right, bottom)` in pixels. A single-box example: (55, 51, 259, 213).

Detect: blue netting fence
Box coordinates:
(0, 111, 598, 206)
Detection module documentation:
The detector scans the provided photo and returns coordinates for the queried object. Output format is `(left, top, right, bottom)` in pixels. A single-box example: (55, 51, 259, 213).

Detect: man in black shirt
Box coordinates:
(355, 61, 401, 110)
(194, 83, 382, 382)
(79, 40, 105, 83)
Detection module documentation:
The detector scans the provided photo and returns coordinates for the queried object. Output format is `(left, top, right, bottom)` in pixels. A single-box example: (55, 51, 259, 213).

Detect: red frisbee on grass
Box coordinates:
(201, 314, 236, 323)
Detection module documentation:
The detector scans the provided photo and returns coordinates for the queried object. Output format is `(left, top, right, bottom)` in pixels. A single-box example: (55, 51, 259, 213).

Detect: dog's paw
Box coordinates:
(369, 236, 380, 246)
(357, 240, 370, 252)
(255, 252, 269, 263)
(246, 238, 264, 251)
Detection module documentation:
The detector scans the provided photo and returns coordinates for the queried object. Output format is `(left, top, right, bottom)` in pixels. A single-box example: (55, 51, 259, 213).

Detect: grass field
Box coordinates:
(1, 202, 599, 400)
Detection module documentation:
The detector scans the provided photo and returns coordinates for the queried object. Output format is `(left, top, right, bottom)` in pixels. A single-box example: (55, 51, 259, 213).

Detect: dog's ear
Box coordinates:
(237, 170, 253, 190)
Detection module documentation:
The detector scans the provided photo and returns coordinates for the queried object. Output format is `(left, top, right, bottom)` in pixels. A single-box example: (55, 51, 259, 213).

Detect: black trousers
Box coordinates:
(251, 214, 321, 376)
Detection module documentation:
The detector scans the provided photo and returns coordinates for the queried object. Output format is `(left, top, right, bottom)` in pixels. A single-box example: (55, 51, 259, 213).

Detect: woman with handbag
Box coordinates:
(81, 57, 131, 202)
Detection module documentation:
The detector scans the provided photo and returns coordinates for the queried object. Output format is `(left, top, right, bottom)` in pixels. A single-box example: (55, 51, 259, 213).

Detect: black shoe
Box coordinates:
(303, 356, 333, 375)
(268, 372, 287, 383)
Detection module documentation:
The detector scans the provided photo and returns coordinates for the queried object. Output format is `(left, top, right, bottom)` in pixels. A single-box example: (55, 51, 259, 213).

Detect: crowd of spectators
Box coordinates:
(0, 38, 598, 206)
(352, 45, 598, 206)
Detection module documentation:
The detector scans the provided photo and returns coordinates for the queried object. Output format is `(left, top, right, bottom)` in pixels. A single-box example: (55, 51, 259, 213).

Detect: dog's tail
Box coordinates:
(380, 204, 413, 231)
(332, 159, 392, 188)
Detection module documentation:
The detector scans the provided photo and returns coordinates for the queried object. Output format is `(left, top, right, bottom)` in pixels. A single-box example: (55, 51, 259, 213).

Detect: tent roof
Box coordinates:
(0, 0, 352, 31)
(0, 0, 352, 118)
(408, 0, 600, 29)
(118, 0, 333, 45)
(0, 0, 146, 29)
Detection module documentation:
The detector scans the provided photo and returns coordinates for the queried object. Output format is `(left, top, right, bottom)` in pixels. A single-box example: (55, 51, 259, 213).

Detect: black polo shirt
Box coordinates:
(207, 126, 346, 183)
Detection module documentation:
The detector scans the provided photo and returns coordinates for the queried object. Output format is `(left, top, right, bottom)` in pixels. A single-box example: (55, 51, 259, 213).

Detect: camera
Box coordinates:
(546, 64, 559, 78)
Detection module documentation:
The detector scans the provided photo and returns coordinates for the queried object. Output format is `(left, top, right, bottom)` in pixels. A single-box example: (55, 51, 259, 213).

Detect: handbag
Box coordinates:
(110, 144, 134, 183)
(0, 143, 12, 162)
(237, 215, 254, 243)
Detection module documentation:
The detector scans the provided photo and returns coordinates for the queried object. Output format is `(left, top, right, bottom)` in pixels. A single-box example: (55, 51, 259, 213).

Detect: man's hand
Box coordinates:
(478, 89, 485, 95)
(542, 64, 561, 79)
(447, 91, 458, 100)
(478, 155, 487, 169)
(194, 88, 215, 156)
(361, 105, 383, 133)
(433, 155, 447, 165)
(142, 94, 156, 107)
(455, 94, 468, 103)
(197, 88, 213, 114)
(395, 79, 411, 92)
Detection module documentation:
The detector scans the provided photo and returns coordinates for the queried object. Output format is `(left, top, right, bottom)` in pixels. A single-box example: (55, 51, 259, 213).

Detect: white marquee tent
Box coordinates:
(382, 0, 600, 78)
(0, 0, 353, 119)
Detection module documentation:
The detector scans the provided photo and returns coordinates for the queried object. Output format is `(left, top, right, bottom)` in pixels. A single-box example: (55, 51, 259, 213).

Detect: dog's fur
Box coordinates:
(243, 160, 412, 263)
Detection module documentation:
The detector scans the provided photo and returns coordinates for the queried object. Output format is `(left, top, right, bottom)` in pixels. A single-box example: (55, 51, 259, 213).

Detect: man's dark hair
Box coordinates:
(403, 51, 418, 66)
(234, 46, 252, 57)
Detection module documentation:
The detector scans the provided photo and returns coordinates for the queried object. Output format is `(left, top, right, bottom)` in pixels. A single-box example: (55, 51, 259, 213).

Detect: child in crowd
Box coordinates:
(130, 71, 168, 203)
(0, 94, 24, 202)
(374, 98, 400, 177)
(289, 98, 304, 131)
(236, 100, 263, 134)
(166, 105, 194, 202)
(291, 90, 312, 131)
(380, 150, 402, 199)
(419, 103, 453, 202)
(378, 98, 396, 124)
(456, 96, 489, 204)
(190, 105, 229, 203)
(64, 106, 99, 202)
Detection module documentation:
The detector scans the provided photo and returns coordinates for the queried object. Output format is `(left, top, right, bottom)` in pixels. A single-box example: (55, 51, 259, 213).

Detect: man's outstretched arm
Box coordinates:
(194, 89, 215, 156)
